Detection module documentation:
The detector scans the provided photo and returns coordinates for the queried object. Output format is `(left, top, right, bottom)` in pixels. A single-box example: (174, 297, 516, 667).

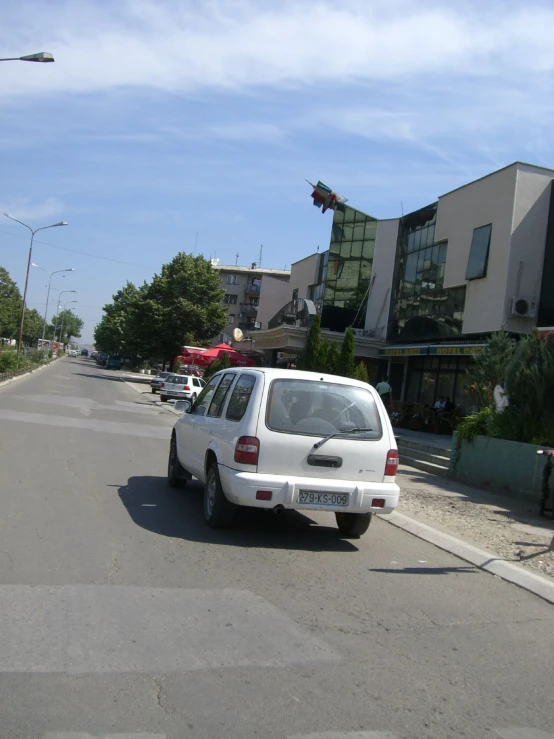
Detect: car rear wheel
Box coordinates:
(335, 511, 372, 538)
(204, 464, 236, 528)
(192, 393, 197, 403)
(151, 387, 156, 394)
(168, 436, 187, 488)
(160, 395, 168, 402)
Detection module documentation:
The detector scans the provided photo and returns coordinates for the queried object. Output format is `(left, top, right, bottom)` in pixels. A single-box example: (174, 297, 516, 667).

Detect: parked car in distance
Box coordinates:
(81, 349, 89, 356)
(160, 374, 205, 403)
(106, 355, 122, 370)
(68, 349, 78, 357)
(150, 371, 171, 394)
(167, 368, 400, 537)
(90, 351, 98, 360)
(95, 352, 107, 366)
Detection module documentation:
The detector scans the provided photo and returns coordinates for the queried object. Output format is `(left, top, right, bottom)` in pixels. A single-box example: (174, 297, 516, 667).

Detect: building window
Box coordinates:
(292, 288, 299, 300)
(224, 294, 238, 305)
(227, 314, 235, 325)
(466, 224, 492, 280)
(225, 274, 240, 285)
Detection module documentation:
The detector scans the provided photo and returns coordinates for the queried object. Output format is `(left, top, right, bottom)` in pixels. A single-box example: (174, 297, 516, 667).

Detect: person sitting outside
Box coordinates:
(434, 396, 446, 414)
(443, 396, 455, 414)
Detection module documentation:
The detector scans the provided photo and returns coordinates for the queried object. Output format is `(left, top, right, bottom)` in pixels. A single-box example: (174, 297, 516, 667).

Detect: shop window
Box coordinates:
(466, 224, 492, 280)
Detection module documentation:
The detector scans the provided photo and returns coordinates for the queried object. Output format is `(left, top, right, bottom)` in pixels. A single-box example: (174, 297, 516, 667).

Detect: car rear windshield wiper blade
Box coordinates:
(312, 427, 373, 450)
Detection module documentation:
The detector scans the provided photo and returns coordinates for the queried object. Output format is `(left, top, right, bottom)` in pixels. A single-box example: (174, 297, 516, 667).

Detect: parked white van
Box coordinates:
(168, 368, 400, 537)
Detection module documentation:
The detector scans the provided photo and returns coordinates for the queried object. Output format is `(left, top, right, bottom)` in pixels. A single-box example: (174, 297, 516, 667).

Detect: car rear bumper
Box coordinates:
(165, 390, 193, 398)
(218, 467, 400, 514)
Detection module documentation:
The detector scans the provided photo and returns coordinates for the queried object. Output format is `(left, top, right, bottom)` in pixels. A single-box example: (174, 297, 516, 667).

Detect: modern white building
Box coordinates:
(253, 162, 554, 407)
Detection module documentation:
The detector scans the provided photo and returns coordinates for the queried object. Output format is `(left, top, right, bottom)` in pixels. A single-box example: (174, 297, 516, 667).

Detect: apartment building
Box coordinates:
(211, 262, 290, 345)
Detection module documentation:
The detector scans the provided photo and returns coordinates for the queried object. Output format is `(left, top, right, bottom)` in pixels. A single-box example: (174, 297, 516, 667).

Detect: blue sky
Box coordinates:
(1, 0, 553, 342)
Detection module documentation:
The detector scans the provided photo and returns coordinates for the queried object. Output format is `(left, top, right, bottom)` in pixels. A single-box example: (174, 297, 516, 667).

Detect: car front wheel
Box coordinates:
(160, 395, 168, 402)
(204, 464, 236, 528)
(335, 511, 372, 538)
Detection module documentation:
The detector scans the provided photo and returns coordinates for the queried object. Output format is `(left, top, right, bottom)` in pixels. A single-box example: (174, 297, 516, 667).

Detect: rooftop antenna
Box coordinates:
(193, 231, 199, 255)
(317, 245, 320, 252)
(401, 201, 404, 217)
(259, 244, 263, 268)
(235, 252, 239, 266)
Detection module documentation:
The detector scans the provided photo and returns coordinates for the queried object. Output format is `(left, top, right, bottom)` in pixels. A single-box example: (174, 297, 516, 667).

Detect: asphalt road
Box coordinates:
(0, 357, 553, 739)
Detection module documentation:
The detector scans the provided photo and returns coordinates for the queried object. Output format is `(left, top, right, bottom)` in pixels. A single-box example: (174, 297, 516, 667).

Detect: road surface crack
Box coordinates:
(152, 675, 169, 713)
(107, 545, 123, 584)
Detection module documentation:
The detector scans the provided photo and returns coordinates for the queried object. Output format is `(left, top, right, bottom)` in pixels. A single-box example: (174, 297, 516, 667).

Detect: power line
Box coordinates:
(0, 227, 153, 269)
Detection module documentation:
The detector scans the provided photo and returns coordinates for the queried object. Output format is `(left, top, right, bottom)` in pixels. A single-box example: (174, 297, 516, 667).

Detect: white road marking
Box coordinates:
(0, 409, 170, 439)
(493, 730, 554, 738)
(44, 734, 165, 738)
(289, 733, 398, 739)
(0, 585, 339, 674)
(5, 394, 159, 416)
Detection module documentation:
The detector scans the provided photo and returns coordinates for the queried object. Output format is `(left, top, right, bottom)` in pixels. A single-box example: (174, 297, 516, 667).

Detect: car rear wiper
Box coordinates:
(312, 427, 373, 450)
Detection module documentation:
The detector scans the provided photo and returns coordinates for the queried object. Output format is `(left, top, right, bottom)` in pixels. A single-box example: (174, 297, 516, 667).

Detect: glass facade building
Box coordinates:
(388, 204, 466, 342)
(311, 204, 377, 332)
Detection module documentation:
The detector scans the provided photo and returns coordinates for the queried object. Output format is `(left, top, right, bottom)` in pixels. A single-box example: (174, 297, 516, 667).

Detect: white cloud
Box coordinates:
(0, 197, 66, 222)
(0, 0, 552, 98)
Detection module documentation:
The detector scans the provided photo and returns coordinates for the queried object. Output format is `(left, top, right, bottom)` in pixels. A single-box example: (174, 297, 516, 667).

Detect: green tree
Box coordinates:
(469, 331, 514, 408)
(339, 327, 356, 378)
(203, 352, 231, 381)
(317, 339, 329, 373)
(50, 309, 84, 345)
(94, 282, 141, 355)
(327, 341, 340, 375)
(0, 267, 22, 339)
(22, 308, 44, 344)
(355, 361, 369, 383)
(299, 314, 322, 371)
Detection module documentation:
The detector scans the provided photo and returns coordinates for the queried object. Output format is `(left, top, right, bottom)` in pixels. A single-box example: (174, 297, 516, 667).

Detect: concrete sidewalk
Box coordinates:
(395, 464, 554, 582)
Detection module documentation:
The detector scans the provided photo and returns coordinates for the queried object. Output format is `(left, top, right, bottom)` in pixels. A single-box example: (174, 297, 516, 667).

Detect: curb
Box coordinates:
(0, 357, 59, 389)
(382, 510, 554, 605)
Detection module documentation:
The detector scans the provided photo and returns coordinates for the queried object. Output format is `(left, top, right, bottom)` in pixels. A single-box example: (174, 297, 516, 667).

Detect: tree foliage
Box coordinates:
(355, 361, 369, 383)
(94, 254, 227, 363)
(339, 327, 357, 379)
(468, 331, 514, 407)
(327, 341, 340, 375)
(203, 352, 231, 381)
(50, 309, 83, 344)
(299, 314, 322, 371)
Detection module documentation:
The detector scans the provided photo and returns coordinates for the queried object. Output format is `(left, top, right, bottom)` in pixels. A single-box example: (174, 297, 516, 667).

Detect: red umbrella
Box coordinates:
(202, 343, 255, 367)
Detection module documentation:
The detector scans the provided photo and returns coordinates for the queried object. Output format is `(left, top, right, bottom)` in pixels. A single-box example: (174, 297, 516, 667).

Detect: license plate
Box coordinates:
(298, 490, 349, 506)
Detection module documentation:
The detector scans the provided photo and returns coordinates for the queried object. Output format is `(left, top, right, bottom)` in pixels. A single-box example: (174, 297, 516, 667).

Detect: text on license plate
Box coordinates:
(298, 491, 349, 506)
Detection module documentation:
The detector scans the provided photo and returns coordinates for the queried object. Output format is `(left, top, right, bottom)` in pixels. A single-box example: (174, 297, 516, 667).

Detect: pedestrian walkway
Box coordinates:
(396, 461, 554, 582)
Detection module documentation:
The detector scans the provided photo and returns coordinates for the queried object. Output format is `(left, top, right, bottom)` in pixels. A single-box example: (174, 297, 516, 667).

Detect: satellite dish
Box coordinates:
(233, 328, 244, 342)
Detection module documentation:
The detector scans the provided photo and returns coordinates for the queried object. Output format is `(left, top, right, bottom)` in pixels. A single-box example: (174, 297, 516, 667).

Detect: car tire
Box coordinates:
(191, 393, 197, 403)
(151, 387, 157, 394)
(160, 395, 168, 402)
(167, 435, 187, 488)
(335, 511, 372, 538)
(204, 464, 236, 528)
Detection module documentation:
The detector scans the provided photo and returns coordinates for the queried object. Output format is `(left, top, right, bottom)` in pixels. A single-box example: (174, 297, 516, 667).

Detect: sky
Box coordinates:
(0, 0, 553, 343)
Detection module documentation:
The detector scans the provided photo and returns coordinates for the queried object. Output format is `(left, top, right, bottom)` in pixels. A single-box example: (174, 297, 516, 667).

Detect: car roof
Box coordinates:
(210, 366, 374, 390)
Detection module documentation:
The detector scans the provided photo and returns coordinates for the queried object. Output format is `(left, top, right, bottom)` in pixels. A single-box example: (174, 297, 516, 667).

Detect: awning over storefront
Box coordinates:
(379, 343, 485, 357)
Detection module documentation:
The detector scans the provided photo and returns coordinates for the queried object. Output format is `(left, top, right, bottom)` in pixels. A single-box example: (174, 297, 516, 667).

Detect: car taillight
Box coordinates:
(384, 449, 399, 477)
(161, 383, 165, 388)
(235, 436, 259, 465)
(183, 386, 190, 391)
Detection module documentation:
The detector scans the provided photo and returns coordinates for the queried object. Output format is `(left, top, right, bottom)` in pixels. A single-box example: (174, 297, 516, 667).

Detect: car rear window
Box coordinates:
(266, 379, 382, 439)
(226, 374, 256, 422)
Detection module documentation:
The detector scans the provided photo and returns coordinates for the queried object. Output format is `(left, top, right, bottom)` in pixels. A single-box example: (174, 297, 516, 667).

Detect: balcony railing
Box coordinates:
(244, 283, 261, 295)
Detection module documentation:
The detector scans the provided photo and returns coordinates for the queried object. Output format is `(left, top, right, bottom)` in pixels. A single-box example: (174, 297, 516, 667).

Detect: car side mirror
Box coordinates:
(174, 400, 192, 414)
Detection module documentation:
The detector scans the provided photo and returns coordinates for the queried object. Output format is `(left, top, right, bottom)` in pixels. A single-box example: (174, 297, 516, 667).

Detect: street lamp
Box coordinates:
(58, 300, 77, 346)
(4, 213, 68, 355)
(31, 263, 75, 345)
(0, 52, 55, 63)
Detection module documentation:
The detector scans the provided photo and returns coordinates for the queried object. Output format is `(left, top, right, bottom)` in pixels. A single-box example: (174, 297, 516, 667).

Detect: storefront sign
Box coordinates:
(428, 345, 485, 356)
(379, 346, 427, 357)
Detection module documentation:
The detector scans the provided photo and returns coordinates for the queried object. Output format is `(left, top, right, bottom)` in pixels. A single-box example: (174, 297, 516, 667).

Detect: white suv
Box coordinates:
(167, 368, 400, 537)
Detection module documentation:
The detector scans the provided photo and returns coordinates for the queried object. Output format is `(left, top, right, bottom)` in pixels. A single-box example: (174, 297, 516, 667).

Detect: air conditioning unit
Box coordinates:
(509, 296, 537, 319)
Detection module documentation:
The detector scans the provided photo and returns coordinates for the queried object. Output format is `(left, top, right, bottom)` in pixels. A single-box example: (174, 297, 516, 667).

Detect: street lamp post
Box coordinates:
(31, 263, 75, 346)
(0, 52, 55, 63)
(58, 300, 77, 346)
(4, 214, 68, 355)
